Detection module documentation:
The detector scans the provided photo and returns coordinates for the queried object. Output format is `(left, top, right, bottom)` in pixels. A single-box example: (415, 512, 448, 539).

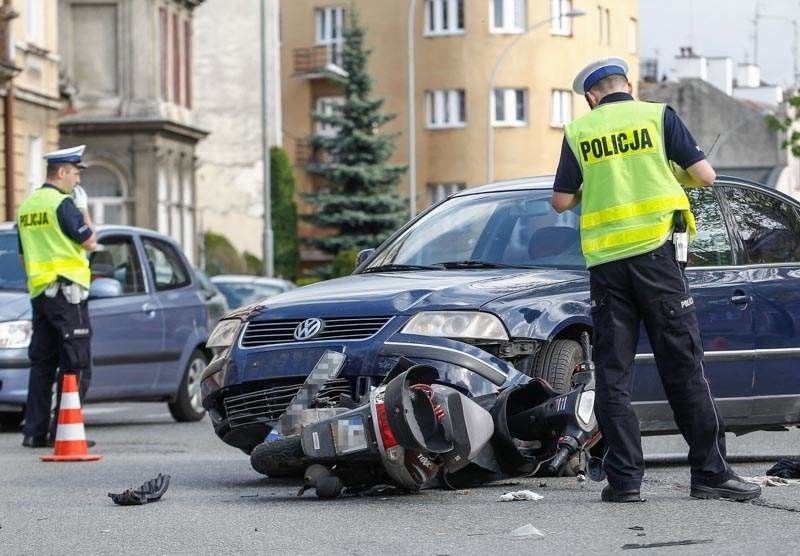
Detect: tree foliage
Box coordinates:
(766, 95, 800, 157)
(304, 10, 407, 259)
(271, 147, 300, 280)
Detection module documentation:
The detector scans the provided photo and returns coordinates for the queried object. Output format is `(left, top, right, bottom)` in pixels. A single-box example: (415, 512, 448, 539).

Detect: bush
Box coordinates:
(204, 232, 245, 276)
(330, 249, 358, 278)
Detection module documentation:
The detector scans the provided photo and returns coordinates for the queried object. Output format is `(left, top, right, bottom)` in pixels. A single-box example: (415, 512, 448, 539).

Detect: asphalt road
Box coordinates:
(1, 403, 799, 555)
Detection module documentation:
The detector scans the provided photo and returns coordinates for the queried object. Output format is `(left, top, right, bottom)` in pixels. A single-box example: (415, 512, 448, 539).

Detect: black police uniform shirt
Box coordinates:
(17, 184, 93, 254)
(553, 92, 707, 194)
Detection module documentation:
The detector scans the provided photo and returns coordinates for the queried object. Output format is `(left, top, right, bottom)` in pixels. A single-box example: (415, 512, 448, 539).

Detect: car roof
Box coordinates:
(0, 222, 175, 236)
(210, 274, 292, 285)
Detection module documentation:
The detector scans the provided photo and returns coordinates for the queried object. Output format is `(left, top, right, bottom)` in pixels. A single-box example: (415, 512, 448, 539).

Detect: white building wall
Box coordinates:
(706, 57, 733, 96)
(193, 0, 282, 257)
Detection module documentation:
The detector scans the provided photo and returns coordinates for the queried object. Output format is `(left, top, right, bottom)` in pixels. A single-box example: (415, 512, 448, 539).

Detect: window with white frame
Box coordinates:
(425, 0, 464, 35)
(426, 89, 466, 129)
(628, 17, 637, 53)
(27, 136, 42, 192)
(26, 0, 43, 45)
(315, 96, 344, 137)
(315, 6, 345, 65)
(82, 165, 129, 225)
(550, 90, 572, 127)
(428, 182, 465, 205)
(492, 88, 527, 126)
(550, 0, 573, 36)
(491, 0, 525, 33)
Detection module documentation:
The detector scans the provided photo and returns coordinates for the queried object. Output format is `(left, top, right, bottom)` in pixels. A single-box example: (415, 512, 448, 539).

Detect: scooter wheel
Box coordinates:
(250, 436, 307, 478)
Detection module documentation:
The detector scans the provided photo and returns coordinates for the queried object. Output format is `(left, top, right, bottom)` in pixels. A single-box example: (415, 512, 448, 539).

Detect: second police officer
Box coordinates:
(17, 145, 96, 448)
(551, 58, 761, 502)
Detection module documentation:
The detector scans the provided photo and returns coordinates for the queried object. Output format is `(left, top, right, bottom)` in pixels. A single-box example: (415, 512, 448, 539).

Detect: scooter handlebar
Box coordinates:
(546, 445, 573, 475)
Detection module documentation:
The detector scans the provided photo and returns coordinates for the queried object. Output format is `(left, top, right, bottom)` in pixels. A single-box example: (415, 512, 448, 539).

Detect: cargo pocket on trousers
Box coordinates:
(61, 325, 92, 370)
(659, 294, 703, 362)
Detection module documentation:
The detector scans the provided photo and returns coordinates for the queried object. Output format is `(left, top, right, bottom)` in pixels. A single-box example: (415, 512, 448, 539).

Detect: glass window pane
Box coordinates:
(93, 235, 146, 294)
(457, 0, 464, 30)
(458, 89, 466, 123)
(103, 203, 123, 225)
(515, 89, 525, 121)
(142, 237, 190, 291)
(721, 187, 800, 263)
(82, 166, 123, 197)
(494, 90, 504, 122)
(685, 188, 733, 266)
(441, 0, 448, 29)
(427, 0, 434, 31)
(493, 0, 503, 28)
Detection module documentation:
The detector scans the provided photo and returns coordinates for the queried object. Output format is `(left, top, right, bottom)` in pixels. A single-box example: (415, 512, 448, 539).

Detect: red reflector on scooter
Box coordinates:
(375, 401, 399, 449)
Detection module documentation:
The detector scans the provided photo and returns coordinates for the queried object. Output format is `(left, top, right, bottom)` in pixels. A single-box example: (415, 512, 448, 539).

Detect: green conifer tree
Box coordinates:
(304, 10, 407, 258)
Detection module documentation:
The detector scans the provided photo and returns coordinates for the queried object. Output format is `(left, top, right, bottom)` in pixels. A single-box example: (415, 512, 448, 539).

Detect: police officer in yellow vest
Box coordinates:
(17, 145, 97, 448)
(552, 58, 760, 502)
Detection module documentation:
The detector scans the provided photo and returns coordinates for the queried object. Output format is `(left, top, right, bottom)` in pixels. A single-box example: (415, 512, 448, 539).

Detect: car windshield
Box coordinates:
(0, 231, 27, 290)
(362, 189, 585, 271)
(214, 281, 285, 309)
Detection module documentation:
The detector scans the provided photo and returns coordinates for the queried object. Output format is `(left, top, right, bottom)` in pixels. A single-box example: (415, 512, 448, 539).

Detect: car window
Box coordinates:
(720, 187, 800, 264)
(685, 187, 733, 267)
(142, 237, 191, 291)
(0, 232, 26, 291)
(194, 269, 216, 297)
(92, 235, 146, 294)
(364, 190, 585, 270)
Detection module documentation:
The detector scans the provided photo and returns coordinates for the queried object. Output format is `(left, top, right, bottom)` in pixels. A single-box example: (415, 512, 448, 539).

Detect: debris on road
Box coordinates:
(108, 473, 171, 506)
(621, 539, 712, 550)
(743, 475, 800, 487)
(499, 490, 544, 502)
(510, 524, 545, 540)
(766, 459, 800, 479)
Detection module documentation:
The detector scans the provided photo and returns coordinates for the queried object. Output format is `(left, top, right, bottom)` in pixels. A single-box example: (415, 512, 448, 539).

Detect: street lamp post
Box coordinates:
(407, 0, 418, 218)
(260, 0, 274, 277)
(486, 9, 585, 183)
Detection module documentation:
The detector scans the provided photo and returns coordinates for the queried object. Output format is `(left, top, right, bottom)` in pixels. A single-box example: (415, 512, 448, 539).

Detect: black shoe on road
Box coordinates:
(22, 435, 53, 448)
(691, 476, 761, 501)
(601, 484, 645, 503)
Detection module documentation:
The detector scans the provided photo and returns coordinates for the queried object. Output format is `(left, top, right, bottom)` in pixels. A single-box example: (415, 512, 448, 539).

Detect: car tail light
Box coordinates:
(375, 401, 398, 449)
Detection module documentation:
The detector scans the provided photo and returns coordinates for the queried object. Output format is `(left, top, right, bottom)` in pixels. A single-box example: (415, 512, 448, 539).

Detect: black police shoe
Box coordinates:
(22, 435, 53, 448)
(690, 475, 761, 501)
(601, 484, 646, 503)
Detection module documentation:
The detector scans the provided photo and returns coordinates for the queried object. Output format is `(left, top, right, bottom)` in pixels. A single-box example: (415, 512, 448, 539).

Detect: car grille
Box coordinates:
(223, 377, 354, 428)
(240, 316, 393, 348)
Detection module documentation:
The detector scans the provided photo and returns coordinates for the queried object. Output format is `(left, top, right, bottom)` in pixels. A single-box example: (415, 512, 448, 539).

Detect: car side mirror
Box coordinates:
(356, 248, 375, 266)
(89, 278, 123, 299)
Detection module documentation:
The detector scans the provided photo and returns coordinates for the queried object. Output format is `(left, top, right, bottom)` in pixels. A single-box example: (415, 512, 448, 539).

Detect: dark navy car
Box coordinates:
(201, 176, 800, 454)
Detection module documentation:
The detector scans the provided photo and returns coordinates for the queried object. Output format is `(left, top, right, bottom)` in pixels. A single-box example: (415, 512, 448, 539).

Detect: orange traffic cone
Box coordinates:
(41, 373, 101, 462)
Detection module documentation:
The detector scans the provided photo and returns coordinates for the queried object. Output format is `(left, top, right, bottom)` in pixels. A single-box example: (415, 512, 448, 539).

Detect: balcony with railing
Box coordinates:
(292, 43, 347, 80)
(294, 138, 336, 168)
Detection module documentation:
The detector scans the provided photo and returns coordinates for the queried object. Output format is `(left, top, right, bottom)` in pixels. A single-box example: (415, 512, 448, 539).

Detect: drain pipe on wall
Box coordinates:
(4, 80, 14, 220)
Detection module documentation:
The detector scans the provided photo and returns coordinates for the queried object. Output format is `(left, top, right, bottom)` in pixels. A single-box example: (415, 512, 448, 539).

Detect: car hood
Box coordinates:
(245, 269, 586, 320)
(0, 290, 32, 321)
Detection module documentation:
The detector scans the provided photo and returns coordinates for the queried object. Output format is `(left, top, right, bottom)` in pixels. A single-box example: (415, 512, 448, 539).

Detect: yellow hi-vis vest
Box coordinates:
(564, 100, 696, 268)
(17, 186, 90, 298)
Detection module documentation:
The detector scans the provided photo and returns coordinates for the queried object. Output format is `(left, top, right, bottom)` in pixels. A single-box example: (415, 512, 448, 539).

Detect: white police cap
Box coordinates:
(43, 145, 87, 168)
(572, 57, 629, 95)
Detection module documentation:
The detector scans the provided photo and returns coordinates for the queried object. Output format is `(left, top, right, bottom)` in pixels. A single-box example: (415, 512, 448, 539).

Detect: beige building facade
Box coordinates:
(282, 0, 639, 263)
(0, 0, 61, 221)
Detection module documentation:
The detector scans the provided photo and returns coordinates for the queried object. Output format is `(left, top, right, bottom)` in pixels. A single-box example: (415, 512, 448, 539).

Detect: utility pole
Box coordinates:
(260, 0, 274, 277)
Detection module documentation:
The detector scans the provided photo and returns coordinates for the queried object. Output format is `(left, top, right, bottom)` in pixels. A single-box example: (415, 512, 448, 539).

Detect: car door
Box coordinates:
(718, 183, 800, 428)
(86, 232, 166, 399)
(140, 236, 202, 391)
(632, 186, 755, 430)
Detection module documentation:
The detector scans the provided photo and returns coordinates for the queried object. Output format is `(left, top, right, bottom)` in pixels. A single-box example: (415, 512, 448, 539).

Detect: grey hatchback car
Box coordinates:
(0, 223, 212, 427)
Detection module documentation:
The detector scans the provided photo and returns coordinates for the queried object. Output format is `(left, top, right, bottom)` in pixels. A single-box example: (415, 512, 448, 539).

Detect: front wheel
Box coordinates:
(531, 339, 583, 393)
(250, 436, 308, 478)
(168, 349, 208, 422)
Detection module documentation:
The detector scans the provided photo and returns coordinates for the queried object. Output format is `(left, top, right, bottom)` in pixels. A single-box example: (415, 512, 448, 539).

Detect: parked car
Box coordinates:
(0, 224, 212, 427)
(210, 274, 295, 310)
(194, 268, 230, 327)
(201, 176, 800, 454)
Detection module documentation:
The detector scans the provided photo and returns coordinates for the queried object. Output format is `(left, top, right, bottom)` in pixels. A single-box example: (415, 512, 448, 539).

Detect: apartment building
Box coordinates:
(282, 0, 639, 264)
(0, 0, 61, 221)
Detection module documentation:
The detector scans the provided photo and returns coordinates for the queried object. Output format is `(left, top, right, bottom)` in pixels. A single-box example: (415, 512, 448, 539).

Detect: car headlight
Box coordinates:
(0, 320, 33, 349)
(402, 311, 509, 341)
(207, 319, 242, 349)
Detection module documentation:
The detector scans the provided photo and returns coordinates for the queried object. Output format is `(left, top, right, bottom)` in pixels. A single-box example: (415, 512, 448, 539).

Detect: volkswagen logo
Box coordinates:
(294, 318, 324, 341)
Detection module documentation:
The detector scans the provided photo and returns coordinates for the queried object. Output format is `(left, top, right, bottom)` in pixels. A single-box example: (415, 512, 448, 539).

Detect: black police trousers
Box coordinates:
(589, 241, 732, 490)
(22, 289, 92, 440)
